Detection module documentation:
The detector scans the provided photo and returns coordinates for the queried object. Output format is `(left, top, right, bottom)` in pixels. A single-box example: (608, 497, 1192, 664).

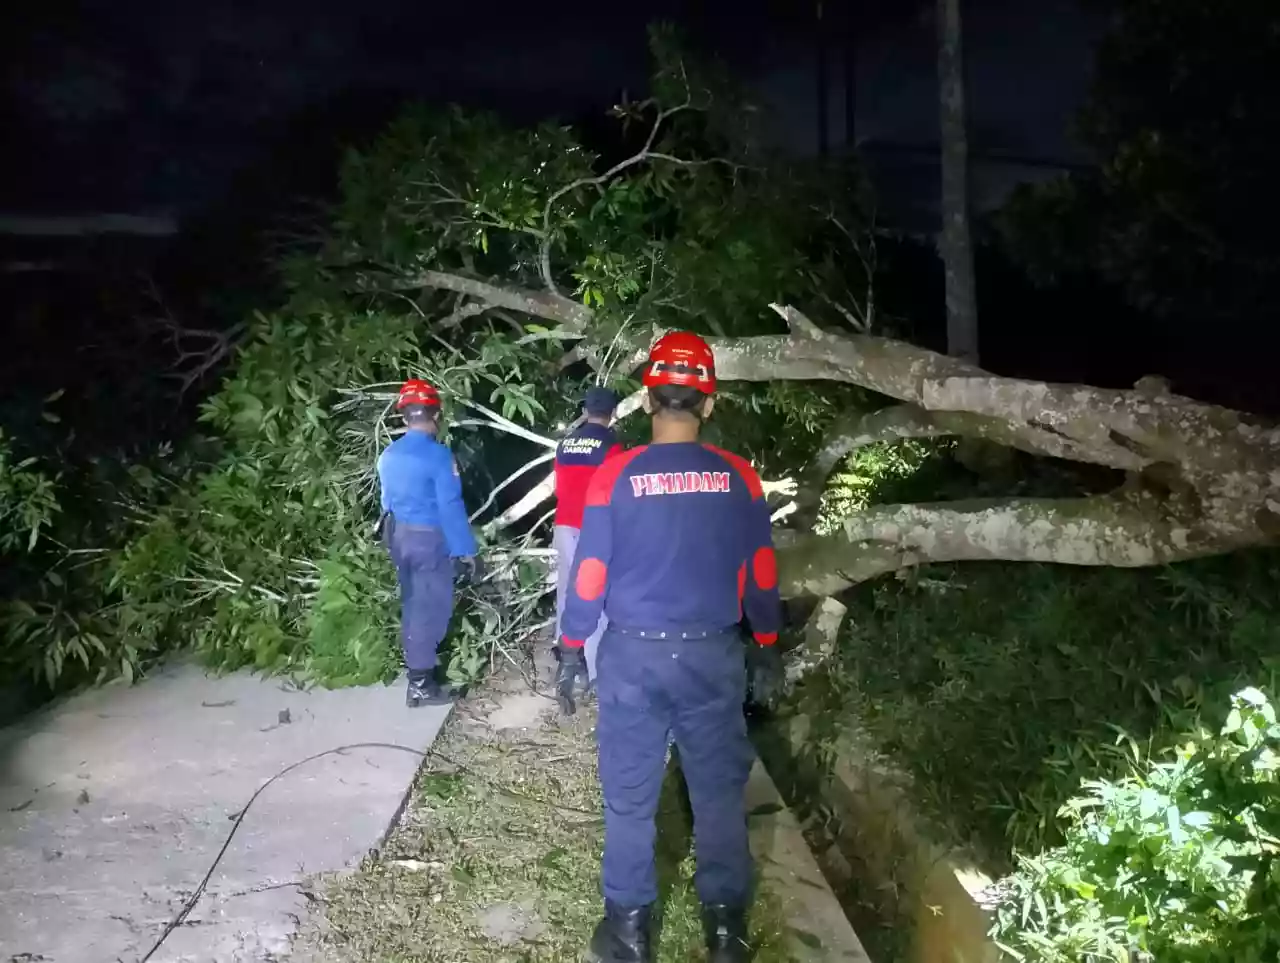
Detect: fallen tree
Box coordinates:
(14, 26, 1273, 694)
(376, 266, 1280, 600)
(306, 33, 1280, 681)
(311, 35, 1279, 595)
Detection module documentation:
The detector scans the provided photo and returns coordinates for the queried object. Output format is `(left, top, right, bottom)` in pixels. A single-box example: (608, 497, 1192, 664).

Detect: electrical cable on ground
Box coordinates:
(134, 738, 598, 963)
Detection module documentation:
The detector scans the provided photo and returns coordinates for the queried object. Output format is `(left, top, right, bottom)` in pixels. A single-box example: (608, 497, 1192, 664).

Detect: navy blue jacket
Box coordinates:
(560, 442, 782, 648)
(376, 431, 478, 557)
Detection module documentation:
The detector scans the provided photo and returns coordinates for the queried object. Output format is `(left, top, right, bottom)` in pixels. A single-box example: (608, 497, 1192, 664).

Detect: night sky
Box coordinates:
(0, 0, 1104, 232)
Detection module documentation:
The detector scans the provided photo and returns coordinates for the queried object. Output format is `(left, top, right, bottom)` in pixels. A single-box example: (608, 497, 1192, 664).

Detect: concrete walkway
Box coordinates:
(0, 660, 449, 963)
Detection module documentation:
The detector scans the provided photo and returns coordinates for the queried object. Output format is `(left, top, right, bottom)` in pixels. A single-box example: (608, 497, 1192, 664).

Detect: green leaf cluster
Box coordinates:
(992, 686, 1280, 963)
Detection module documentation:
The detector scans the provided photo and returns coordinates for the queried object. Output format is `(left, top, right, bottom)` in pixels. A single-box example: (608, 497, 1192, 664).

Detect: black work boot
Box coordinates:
(702, 904, 751, 962)
(405, 671, 452, 708)
(587, 901, 653, 963)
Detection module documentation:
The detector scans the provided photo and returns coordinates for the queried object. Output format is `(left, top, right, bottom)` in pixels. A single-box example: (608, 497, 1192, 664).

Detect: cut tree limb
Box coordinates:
(774, 490, 1264, 598)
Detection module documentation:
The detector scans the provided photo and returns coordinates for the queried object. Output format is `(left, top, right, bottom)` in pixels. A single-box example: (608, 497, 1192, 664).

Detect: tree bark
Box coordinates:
(774, 489, 1263, 598)
(937, 0, 979, 363)
(785, 597, 848, 693)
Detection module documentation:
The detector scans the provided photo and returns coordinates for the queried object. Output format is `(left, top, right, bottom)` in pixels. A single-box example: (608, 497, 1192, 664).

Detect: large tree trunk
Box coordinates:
(937, 0, 980, 363)
(363, 269, 1280, 595)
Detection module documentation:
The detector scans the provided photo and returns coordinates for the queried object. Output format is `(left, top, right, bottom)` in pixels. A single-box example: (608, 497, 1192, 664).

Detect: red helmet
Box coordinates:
(641, 331, 717, 394)
(396, 379, 441, 410)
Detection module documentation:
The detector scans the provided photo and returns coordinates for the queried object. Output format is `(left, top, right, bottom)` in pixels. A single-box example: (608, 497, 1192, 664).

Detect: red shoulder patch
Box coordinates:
(703, 445, 764, 500)
(585, 445, 649, 508)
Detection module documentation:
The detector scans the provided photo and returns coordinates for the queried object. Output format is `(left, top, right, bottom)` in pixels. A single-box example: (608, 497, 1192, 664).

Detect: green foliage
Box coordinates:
(816, 548, 1280, 865)
(300, 545, 399, 687)
(0, 427, 60, 553)
(0, 27, 874, 693)
(104, 304, 551, 685)
(991, 686, 1280, 963)
(815, 439, 943, 534)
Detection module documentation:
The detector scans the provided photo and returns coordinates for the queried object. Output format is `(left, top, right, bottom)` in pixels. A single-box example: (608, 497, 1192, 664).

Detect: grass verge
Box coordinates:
(302, 687, 797, 962)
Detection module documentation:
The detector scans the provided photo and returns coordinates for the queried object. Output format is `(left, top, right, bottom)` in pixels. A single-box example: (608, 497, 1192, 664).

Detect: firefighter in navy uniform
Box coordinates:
(376, 379, 482, 707)
(558, 332, 784, 963)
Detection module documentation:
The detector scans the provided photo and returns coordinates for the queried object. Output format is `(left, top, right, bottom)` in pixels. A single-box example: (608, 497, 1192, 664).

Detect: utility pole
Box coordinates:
(843, 0, 856, 147)
(936, 0, 979, 362)
(816, 0, 830, 155)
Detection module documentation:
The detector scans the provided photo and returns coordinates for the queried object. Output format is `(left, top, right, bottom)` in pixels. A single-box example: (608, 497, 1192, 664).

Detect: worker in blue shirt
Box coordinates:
(377, 378, 481, 707)
(559, 332, 784, 963)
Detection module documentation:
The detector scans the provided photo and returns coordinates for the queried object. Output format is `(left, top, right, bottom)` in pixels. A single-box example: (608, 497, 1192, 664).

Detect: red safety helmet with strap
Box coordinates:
(396, 378, 441, 410)
(641, 331, 717, 394)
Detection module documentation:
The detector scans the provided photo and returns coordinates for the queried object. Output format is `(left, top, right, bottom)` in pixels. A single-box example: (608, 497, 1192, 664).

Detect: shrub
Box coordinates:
(990, 686, 1280, 963)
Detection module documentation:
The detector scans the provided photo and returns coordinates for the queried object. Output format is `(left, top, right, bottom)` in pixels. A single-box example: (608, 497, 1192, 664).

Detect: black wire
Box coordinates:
(134, 740, 597, 963)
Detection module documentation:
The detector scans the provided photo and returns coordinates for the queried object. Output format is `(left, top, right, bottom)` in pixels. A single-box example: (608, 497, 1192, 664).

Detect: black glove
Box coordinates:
(375, 511, 394, 548)
(554, 645, 590, 716)
(454, 555, 484, 586)
(745, 643, 784, 710)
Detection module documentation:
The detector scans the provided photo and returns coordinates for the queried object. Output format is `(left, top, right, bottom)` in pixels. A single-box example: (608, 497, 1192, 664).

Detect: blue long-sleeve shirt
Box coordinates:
(376, 431, 478, 557)
(560, 442, 782, 648)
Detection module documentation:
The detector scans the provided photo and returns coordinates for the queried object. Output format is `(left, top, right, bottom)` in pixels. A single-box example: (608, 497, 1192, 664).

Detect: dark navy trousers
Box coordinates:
(596, 627, 755, 908)
(387, 523, 454, 672)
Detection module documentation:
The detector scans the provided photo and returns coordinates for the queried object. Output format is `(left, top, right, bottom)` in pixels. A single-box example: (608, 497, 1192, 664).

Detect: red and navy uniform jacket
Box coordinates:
(560, 442, 782, 648)
(553, 422, 623, 529)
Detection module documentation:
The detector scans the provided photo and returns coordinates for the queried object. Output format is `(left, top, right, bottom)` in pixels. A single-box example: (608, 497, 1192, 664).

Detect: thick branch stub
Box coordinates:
(769, 302, 824, 339)
(784, 597, 848, 694)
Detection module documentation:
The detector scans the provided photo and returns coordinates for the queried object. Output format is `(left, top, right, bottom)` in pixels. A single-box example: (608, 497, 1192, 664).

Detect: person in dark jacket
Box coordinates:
(376, 379, 481, 707)
(558, 332, 784, 963)
(552, 385, 623, 711)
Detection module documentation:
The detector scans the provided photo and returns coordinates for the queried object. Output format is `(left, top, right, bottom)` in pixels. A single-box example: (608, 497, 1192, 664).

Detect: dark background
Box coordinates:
(2, 0, 1275, 441)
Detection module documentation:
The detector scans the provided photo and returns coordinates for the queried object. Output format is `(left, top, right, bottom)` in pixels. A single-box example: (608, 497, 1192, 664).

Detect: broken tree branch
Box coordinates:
(483, 471, 557, 536)
(775, 489, 1259, 598)
(380, 270, 593, 329)
(137, 276, 247, 395)
(468, 451, 557, 523)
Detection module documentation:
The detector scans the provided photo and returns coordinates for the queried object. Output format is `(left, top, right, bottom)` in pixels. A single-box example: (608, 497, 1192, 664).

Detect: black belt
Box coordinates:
(611, 626, 736, 641)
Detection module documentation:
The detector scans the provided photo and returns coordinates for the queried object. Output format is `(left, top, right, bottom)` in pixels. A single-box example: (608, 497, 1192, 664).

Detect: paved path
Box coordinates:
(0, 660, 449, 963)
